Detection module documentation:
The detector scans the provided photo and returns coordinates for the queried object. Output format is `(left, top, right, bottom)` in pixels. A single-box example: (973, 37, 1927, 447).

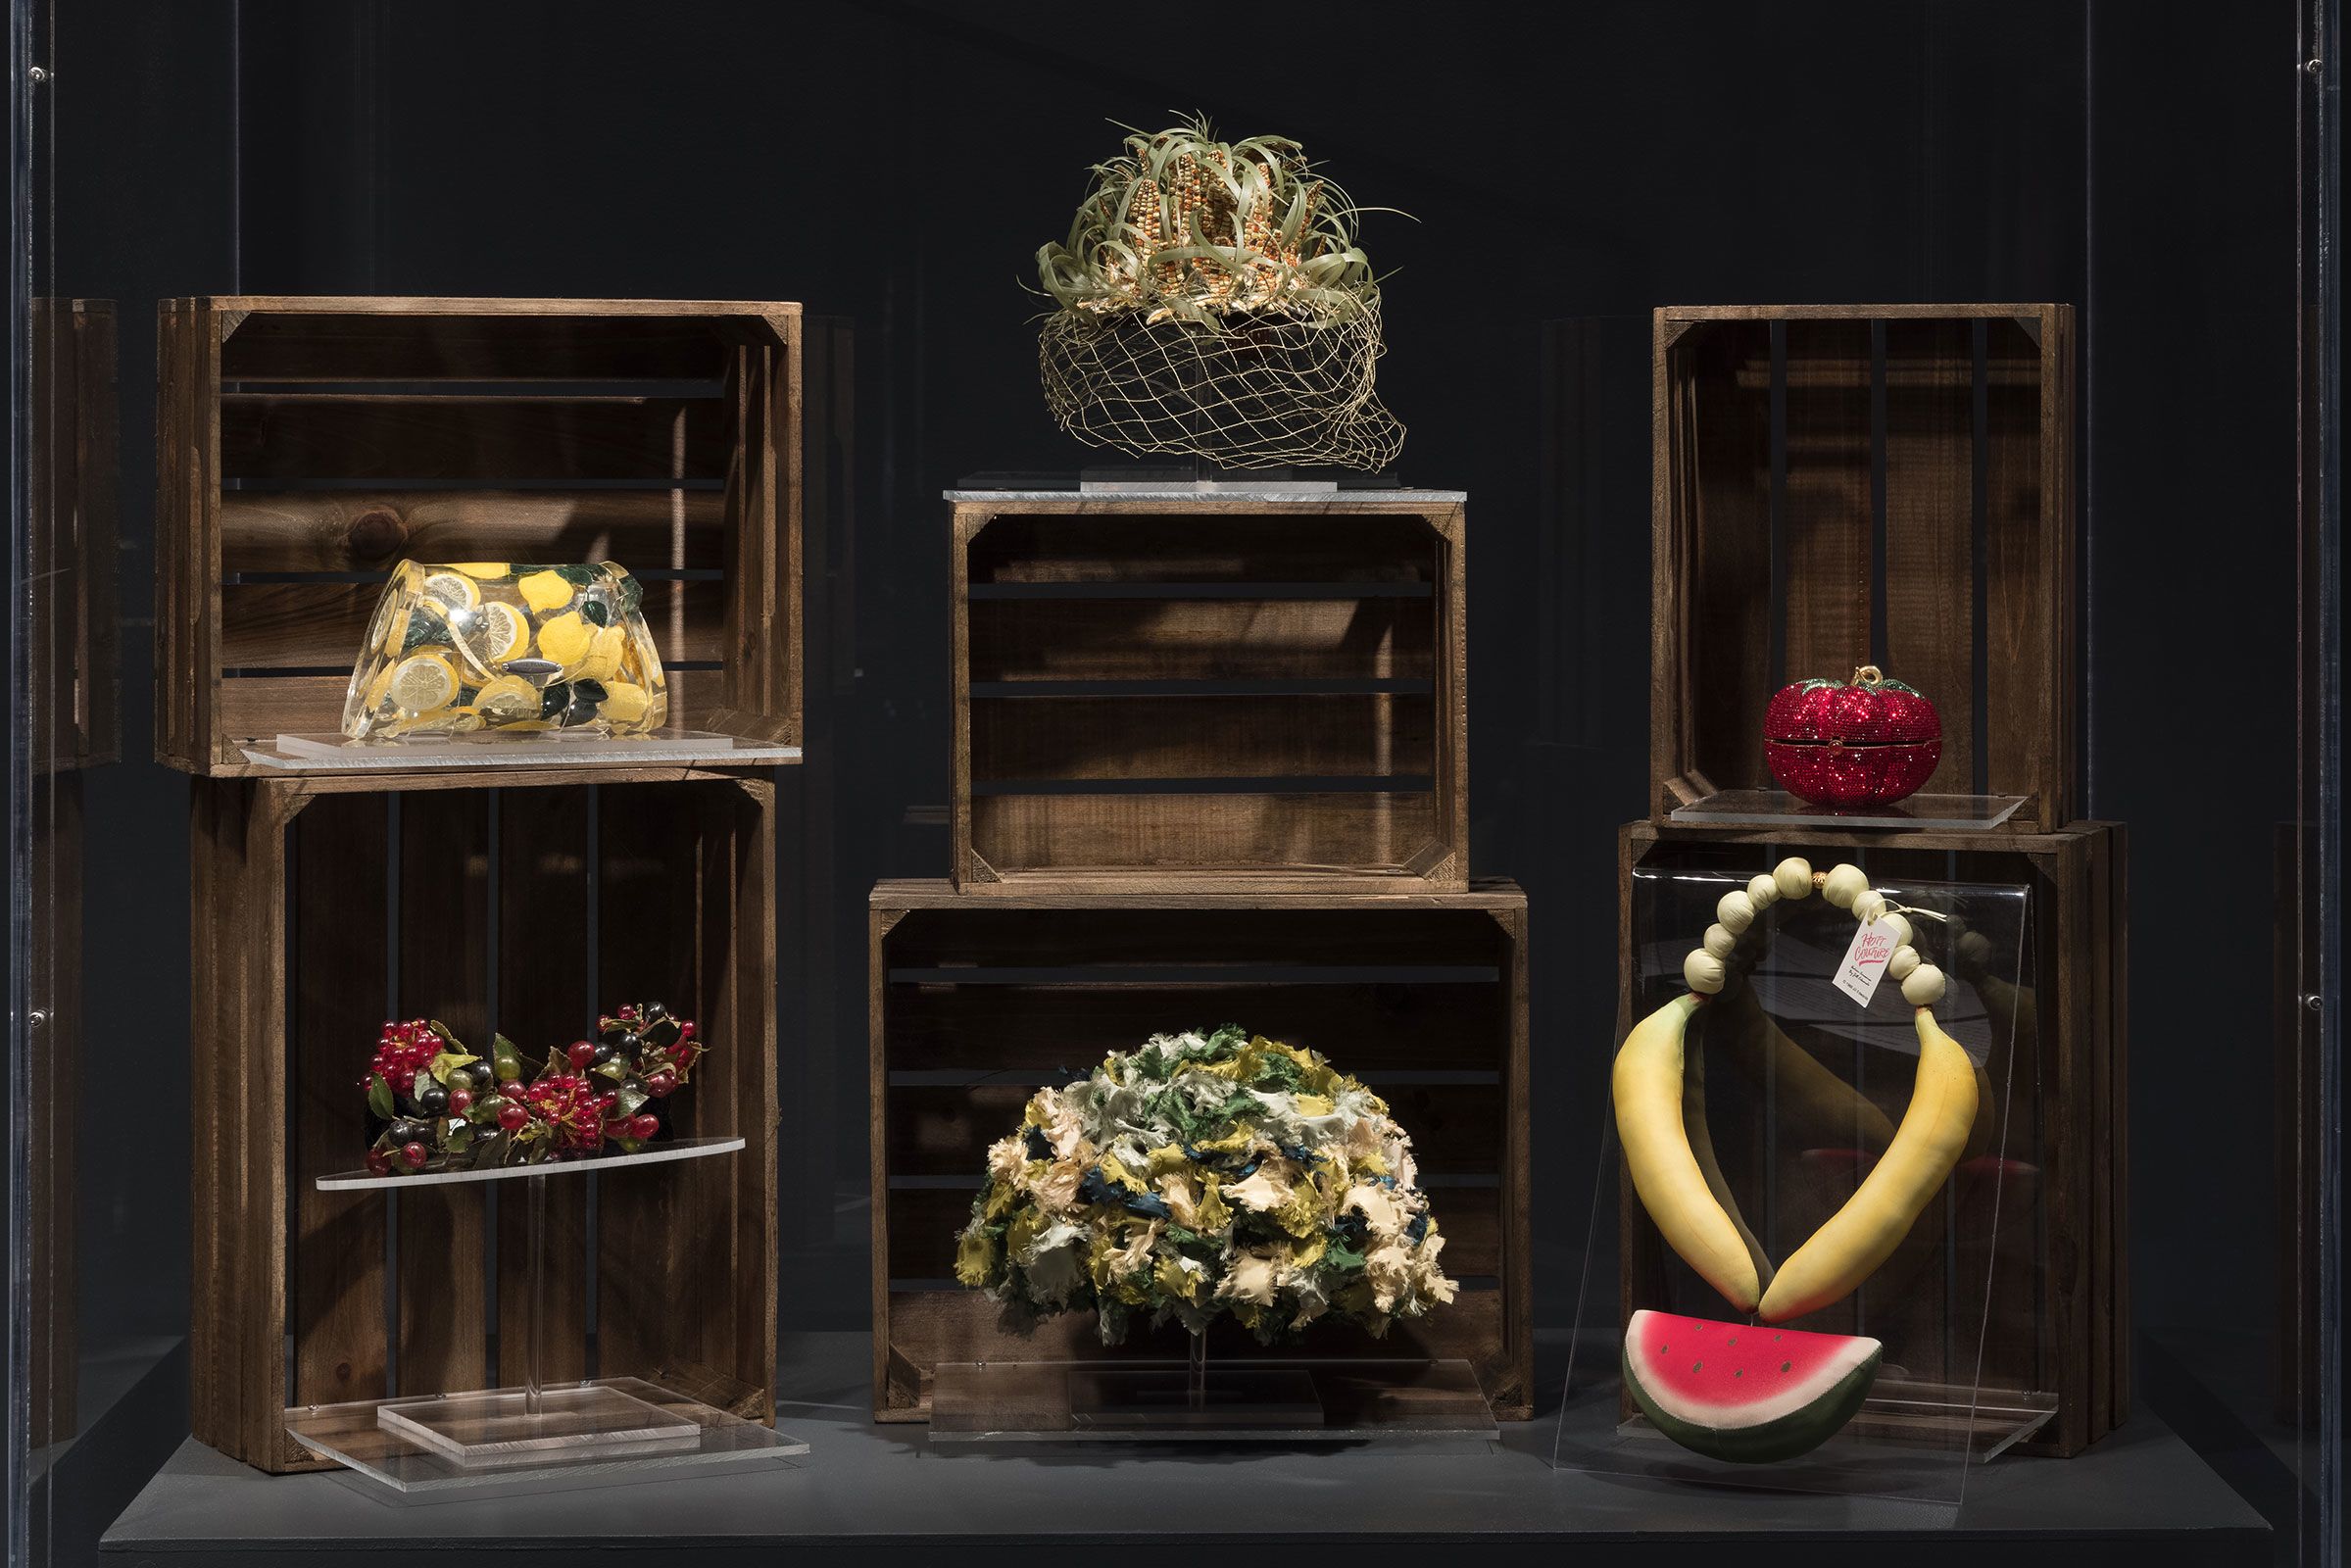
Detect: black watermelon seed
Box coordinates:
(1691, 1362, 1702, 1373)
(1781, 1361, 1792, 1372)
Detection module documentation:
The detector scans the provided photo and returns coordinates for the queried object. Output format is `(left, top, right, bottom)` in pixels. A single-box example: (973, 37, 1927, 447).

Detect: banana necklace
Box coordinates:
(1612, 858, 1980, 1323)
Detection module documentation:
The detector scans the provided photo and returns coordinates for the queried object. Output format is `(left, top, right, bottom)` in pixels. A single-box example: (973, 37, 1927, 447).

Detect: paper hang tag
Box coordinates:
(1835, 918, 1899, 1007)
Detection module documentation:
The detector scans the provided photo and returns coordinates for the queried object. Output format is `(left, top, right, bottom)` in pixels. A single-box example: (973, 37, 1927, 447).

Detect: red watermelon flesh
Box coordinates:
(1624, 1309, 1882, 1463)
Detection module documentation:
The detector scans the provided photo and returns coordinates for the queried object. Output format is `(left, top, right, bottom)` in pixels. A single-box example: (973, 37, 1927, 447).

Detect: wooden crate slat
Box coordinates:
(871, 882, 1530, 1423)
(219, 309, 763, 382)
(289, 793, 392, 1420)
(881, 900, 1512, 968)
(969, 597, 1434, 684)
(390, 793, 490, 1396)
(1881, 317, 1980, 794)
(221, 489, 725, 574)
(967, 511, 1441, 585)
(968, 791, 1440, 880)
(220, 578, 725, 670)
(969, 692, 1434, 782)
(1650, 305, 2074, 827)
(1781, 318, 1876, 692)
(219, 395, 729, 483)
(1984, 313, 2066, 810)
(886, 1079, 1506, 1178)
(494, 787, 592, 1386)
(593, 780, 775, 1412)
(882, 983, 1505, 1075)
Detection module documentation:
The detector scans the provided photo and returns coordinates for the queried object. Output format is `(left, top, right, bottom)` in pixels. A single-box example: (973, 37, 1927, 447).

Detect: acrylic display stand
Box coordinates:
(242, 731, 801, 773)
(1667, 790, 2029, 833)
(1552, 866, 2055, 1512)
(930, 1334, 1496, 1445)
(284, 1146, 806, 1497)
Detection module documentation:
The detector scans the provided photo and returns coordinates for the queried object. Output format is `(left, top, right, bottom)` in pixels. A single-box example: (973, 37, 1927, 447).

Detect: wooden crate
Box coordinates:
(156, 297, 803, 776)
(1615, 820, 2126, 1456)
(190, 767, 778, 1472)
(1651, 305, 2076, 828)
(948, 491, 1468, 893)
(868, 878, 1530, 1420)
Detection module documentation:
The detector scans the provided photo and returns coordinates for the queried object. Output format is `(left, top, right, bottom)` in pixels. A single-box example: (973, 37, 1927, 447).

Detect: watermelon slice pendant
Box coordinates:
(1623, 1308, 1882, 1464)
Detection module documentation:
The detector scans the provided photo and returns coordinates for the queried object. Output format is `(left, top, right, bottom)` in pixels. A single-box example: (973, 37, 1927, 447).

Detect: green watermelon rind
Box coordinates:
(1623, 1329, 1883, 1465)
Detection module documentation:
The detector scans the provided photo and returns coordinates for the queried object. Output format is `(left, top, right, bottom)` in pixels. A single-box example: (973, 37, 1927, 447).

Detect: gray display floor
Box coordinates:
(105, 1333, 2271, 1566)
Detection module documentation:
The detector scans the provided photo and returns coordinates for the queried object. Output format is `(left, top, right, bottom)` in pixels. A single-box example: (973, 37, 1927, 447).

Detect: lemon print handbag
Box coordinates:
(343, 562, 668, 740)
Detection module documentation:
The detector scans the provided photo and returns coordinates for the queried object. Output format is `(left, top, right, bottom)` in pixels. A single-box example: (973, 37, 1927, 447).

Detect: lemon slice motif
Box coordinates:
(471, 600, 531, 663)
(387, 653, 460, 715)
(420, 570, 481, 612)
(472, 674, 541, 721)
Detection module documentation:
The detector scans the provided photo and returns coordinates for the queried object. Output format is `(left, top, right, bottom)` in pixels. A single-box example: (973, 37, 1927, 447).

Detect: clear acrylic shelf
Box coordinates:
(241, 730, 801, 772)
(315, 1136, 744, 1191)
(1668, 788, 2028, 831)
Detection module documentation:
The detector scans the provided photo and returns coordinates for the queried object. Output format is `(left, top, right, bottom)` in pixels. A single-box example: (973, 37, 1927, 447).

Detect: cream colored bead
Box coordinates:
(1879, 911, 1913, 949)
(1900, 963, 1947, 1006)
(1684, 951, 1726, 995)
(1887, 946, 1920, 980)
(1773, 858, 1814, 900)
(1745, 873, 1779, 909)
(1703, 922, 1738, 959)
(1716, 890, 1755, 934)
(1851, 890, 1888, 925)
(1823, 863, 1869, 908)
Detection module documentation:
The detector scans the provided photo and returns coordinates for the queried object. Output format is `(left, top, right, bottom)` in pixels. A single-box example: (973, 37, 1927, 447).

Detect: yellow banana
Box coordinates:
(1757, 1007, 1979, 1323)
(1614, 993, 1761, 1313)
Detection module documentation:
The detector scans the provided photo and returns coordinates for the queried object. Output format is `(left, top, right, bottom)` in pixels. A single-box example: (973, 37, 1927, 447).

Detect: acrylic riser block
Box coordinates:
(1553, 865, 2051, 1512)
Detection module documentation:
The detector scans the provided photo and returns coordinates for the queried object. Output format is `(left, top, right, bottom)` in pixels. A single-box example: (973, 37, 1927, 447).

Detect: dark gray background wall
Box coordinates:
(36, 0, 2306, 1508)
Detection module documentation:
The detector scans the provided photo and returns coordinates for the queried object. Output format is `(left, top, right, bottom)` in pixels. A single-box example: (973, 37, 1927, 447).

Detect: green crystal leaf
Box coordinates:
(428, 1051, 480, 1085)
(367, 1072, 395, 1120)
(401, 607, 450, 653)
(553, 564, 600, 586)
(580, 599, 610, 627)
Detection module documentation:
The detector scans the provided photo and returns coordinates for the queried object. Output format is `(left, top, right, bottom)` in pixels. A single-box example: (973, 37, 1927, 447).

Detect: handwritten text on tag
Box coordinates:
(1835, 917, 1898, 1007)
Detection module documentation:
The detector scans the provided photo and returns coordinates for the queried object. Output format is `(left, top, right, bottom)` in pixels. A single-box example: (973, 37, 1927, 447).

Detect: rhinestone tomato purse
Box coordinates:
(1763, 664, 1942, 807)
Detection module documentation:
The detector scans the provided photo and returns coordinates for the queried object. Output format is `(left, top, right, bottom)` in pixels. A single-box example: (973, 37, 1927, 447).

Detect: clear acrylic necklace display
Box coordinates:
(1550, 867, 2054, 1514)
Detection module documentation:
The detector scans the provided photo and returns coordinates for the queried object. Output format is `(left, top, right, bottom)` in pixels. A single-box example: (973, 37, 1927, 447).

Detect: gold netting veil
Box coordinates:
(1034, 116, 1405, 471)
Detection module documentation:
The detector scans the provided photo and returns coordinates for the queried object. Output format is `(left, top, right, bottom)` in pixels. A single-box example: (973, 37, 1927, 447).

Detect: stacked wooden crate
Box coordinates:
(159, 298, 802, 1472)
(1626, 304, 2126, 1456)
(870, 489, 1533, 1420)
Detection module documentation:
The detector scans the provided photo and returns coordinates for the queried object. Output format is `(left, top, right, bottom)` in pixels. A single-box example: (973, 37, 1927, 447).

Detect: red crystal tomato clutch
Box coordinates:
(1764, 665, 1942, 807)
